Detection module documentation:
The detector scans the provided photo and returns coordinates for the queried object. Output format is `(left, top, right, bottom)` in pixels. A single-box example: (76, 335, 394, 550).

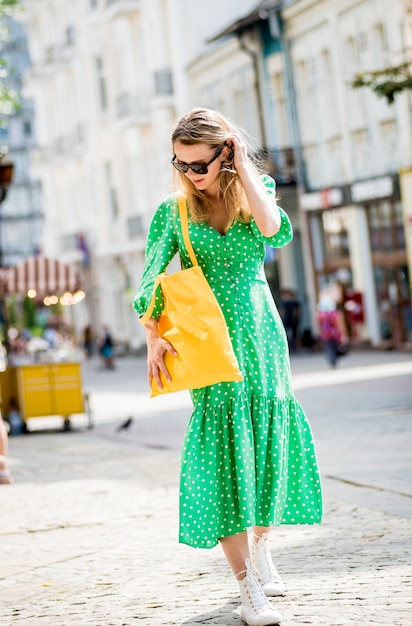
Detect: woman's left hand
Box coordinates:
(226, 134, 249, 173)
(226, 133, 282, 238)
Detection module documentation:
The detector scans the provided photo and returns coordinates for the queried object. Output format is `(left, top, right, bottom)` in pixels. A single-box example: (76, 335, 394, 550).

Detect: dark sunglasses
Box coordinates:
(171, 146, 224, 175)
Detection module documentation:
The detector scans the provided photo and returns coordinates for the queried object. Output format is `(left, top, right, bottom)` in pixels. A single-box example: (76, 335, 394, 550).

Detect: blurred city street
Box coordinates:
(0, 2, 411, 625)
(1, 349, 411, 625)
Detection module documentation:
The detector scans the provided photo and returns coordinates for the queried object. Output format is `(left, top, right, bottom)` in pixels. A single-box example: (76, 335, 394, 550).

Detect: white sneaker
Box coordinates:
(238, 559, 282, 625)
(250, 533, 285, 597)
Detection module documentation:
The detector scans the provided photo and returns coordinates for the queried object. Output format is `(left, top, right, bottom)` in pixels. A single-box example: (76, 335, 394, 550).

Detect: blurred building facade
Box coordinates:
(0, 17, 43, 268)
(186, 5, 310, 329)
(190, 0, 412, 347)
(20, 0, 189, 347)
(17, 0, 264, 348)
(18, 0, 412, 349)
(284, 0, 412, 347)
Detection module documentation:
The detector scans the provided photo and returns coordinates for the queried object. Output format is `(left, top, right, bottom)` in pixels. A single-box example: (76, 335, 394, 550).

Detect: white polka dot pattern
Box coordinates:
(134, 175, 323, 549)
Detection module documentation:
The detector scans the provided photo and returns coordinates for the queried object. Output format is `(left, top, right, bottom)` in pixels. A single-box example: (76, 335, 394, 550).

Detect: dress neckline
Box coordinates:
(205, 220, 235, 237)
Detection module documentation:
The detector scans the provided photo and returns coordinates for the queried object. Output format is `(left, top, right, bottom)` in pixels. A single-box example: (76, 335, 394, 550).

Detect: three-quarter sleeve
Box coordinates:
(250, 174, 293, 248)
(133, 196, 179, 320)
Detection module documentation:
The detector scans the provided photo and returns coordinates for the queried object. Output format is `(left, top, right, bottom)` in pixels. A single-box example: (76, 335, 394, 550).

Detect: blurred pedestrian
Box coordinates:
(279, 289, 300, 353)
(43, 322, 58, 347)
(99, 326, 115, 370)
(134, 108, 322, 625)
(317, 296, 348, 368)
(83, 324, 94, 359)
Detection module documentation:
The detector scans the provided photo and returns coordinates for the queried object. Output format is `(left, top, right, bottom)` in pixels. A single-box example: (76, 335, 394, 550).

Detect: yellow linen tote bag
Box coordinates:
(140, 195, 242, 397)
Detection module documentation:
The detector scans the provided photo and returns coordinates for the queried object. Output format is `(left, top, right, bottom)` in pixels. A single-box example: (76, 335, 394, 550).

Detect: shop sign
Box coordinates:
(300, 187, 346, 211)
(350, 176, 395, 203)
(300, 174, 399, 211)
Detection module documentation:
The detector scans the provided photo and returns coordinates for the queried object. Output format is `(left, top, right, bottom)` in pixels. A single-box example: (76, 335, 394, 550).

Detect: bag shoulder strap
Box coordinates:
(178, 194, 198, 267)
(140, 195, 197, 326)
(140, 273, 165, 325)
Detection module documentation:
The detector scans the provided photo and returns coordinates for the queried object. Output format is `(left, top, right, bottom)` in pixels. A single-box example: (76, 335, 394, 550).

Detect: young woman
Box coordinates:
(134, 108, 322, 626)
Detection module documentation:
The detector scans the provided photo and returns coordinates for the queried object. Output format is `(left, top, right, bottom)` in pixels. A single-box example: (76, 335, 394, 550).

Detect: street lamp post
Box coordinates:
(0, 145, 14, 265)
(0, 145, 15, 352)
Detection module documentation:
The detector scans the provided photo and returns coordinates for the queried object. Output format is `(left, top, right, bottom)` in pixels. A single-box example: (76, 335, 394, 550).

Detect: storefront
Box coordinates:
(300, 174, 412, 347)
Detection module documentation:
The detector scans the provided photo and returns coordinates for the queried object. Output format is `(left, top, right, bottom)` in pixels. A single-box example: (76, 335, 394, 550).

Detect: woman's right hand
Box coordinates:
(145, 318, 177, 390)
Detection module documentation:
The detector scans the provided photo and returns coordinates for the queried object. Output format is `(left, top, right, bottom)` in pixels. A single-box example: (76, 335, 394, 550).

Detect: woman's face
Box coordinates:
(172, 141, 225, 194)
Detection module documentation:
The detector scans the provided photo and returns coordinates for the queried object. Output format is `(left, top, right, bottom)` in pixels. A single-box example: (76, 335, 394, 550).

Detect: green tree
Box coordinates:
(0, 0, 19, 14)
(352, 62, 412, 105)
(0, 0, 21, 124)
(351, 1, 412, 105)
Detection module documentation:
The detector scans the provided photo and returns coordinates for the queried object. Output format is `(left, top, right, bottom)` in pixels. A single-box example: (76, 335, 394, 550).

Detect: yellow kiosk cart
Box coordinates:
(0, 256, 92, 431)
(0, 362, 92, 430)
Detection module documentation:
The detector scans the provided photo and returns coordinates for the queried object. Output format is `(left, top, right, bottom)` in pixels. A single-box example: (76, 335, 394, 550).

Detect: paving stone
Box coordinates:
(1, 351, 411, 625)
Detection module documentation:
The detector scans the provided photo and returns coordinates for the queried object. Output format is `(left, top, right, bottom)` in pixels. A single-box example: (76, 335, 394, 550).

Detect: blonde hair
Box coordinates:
(171, 108, 265, 223)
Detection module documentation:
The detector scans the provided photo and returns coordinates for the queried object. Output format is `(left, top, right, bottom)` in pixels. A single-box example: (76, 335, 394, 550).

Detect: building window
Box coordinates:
(272, 71, 289, 146)
(322, 208, 350, 261)
(368, 201, 405, 252)
(374, 23, 388, 59)
(154, 68, 173, 96)
(105, 162, 119, 219)
(23, 120, 32, 137)
(296, 59, 316, 144)
(127, 215, 143, 239)
(95, 57, 108, 112)
(66, 26, 76, 46)
(367, 199, 409, 343)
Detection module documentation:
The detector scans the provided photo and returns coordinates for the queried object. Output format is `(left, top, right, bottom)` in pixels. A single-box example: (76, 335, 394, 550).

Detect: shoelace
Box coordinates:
(236, 559, 272, 614)
(245, 566, 271, 613)
(252, 534, 281, 583)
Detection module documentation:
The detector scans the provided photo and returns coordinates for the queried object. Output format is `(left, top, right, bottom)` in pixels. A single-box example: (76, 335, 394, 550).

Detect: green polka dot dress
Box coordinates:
(134, 175, 322, 549)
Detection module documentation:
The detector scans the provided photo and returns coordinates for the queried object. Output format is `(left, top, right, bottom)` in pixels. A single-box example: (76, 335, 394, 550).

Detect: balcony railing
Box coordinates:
(44, 40, 75, 65)
(106, 0, 140, 7)
(116, 92, 149, 119)
(60, 233, 78, 253)
(52, 125, 86, 155)
(45, 45, 65, 65)
(267, 147, 297, 185)
(54, 135, 71, 154)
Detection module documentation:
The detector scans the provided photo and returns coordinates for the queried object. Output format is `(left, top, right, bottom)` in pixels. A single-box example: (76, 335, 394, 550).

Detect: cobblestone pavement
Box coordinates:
(1, 350, 411, 625)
